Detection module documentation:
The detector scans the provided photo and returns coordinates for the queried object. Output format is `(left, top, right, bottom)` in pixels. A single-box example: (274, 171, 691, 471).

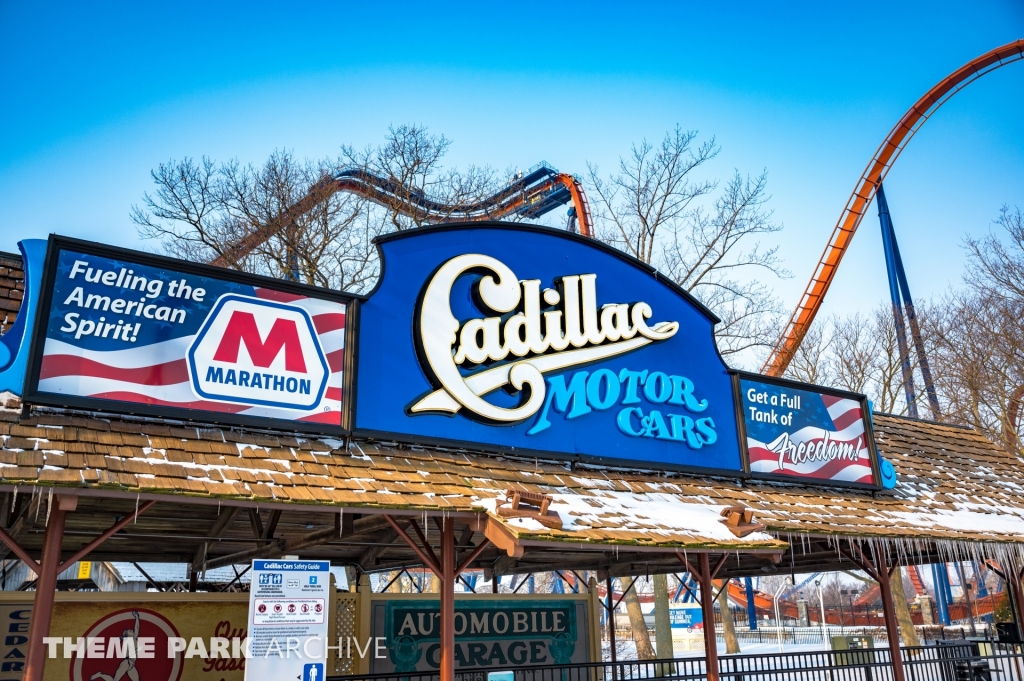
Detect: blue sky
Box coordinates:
(1, 1, 1022, 320)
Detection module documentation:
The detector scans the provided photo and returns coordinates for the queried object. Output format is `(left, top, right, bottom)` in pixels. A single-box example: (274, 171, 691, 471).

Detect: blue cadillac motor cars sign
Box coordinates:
(352, 223, 743, 473)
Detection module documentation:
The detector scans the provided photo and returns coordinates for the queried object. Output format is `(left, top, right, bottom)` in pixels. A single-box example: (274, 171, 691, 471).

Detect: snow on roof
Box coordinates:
(1, 406, 1023, 554)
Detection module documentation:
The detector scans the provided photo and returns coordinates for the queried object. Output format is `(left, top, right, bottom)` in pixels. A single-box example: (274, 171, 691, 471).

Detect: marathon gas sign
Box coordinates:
(189, 295, 329, 411)
(24, 236, 352, 434)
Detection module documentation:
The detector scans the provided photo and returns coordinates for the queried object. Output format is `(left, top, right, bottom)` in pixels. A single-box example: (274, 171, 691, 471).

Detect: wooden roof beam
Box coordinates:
(204, 512, 341, 571)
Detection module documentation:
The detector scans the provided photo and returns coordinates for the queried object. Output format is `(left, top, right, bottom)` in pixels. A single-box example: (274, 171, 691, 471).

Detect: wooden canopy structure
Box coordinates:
(0, 403, 1023, 681)
(4, 253, 1024, 681)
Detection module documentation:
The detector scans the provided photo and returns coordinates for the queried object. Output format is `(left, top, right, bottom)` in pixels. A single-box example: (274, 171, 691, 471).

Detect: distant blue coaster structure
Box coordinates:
(876, 184, 941, 420)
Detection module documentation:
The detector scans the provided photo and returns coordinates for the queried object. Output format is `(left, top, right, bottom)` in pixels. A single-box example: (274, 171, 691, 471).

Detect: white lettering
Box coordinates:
(411, 254, 678, 421)
(69, 261, 88, 279)
(167, 637, 187, 658)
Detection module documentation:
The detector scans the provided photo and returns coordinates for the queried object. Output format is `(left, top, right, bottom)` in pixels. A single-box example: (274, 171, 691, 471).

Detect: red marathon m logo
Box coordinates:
(188, 295, 328, 410)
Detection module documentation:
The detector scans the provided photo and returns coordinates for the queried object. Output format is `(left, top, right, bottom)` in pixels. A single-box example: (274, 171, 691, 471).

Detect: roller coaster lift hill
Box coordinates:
(172, 36, 1024, 650)
(212, 40, 1023, 392)
(1, 37, 1023, 681)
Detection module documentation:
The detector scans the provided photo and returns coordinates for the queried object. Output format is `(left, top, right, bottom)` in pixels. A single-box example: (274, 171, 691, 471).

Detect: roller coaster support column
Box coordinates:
(744, 577, 758, 629)
(932, 563, 951, 625)
(942, 565, 955, 610)
(876, 184, 941, 419)
(877, 185, 919, 417)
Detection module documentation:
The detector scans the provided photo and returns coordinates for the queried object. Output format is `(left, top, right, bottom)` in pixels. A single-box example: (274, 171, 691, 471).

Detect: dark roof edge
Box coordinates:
(872, 411, 976, 431)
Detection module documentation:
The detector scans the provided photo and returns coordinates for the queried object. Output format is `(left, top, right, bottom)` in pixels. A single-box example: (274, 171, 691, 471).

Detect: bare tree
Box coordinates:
(935, 206, 1024, 453)
(132, 150, 380, 293)
(587, 127, 717, 264)
(622, 577, 656, 660)
(132, 126, 508, 294)
(784, 305, 935, 416)
(717, 582, 740, 654)
(929, 252, 1024, 453)
(827, 314, 878, 397)
(341, 124, 503, 231)
(784, 323, 833, 386)
(963, 206, 1024, 300)
(587, 128, 788, 360)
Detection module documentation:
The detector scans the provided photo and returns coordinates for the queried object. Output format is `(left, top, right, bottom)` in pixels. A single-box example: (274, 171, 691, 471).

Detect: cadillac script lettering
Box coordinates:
(410, 253, 678, 422)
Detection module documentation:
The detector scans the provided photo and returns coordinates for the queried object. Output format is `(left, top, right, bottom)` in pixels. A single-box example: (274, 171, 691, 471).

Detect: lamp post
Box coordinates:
(815, 580, 829, 648)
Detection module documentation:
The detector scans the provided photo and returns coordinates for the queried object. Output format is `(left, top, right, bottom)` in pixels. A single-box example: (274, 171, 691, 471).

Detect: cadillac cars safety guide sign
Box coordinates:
(25, 237, 350, 433)
(738, 374, 879, 487)
(352, 223, 743, 473)
(247, 560, 331, 681)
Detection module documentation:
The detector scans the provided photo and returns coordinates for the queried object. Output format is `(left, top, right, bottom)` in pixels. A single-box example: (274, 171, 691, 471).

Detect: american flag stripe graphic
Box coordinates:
(38, 287, 345, 424)
(747, 394, 874, 484)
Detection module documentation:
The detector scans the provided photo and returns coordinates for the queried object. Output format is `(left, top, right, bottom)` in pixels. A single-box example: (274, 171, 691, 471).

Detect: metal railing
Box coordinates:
(327, 641, 1024, 681)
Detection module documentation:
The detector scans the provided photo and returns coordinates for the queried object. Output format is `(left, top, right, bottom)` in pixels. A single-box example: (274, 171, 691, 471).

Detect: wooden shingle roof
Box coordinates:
(0, 250, 24, 335)
(2, 248, 1024, 575)
(0, 404, 1021, 552)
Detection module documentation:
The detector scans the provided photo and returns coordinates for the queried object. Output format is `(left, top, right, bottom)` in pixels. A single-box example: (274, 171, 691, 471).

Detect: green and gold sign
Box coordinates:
(371, 599, 590, 673)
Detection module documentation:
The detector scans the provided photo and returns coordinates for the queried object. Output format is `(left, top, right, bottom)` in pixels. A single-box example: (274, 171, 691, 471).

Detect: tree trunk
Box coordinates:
(653, 574, 673, 660)
(717, 581, 740, 654)
(891, 568, 921, 646)
(624, 577, 656, 660)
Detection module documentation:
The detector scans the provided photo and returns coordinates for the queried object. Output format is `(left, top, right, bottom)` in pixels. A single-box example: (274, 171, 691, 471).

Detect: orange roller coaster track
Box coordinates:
(211, 163, 592, 270)
(762, 39, 1024, 377)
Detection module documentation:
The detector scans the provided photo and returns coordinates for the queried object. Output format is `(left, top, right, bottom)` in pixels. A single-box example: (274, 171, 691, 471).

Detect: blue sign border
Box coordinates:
(350, 221, 747, 477)
(187, 293, 330, 410)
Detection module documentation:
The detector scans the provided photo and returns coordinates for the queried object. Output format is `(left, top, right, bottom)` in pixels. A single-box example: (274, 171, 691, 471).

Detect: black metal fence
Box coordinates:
(714, 625, 994, 647)
(327, 641, 1024, 681)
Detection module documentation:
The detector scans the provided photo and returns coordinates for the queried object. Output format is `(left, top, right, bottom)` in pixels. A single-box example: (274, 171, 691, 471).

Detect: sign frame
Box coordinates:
(348, 222, 750, 479)
(365, 591, 599, 674)
(732, 370, 883, 490)
(23, 235, 361, 436)
(247, 559, 331, 681)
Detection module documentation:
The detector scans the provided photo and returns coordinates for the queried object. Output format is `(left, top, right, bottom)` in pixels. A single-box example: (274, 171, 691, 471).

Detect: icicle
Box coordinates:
(44, 488, 52, 526)
(135, 494, 139, 522)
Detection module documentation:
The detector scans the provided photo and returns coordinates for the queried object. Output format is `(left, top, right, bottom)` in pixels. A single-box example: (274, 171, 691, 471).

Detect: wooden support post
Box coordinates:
(440, 518, 455, 681)
(697, 554, 720, 681)
(24, 501, 68, 681)
(606, 575, 617, 669)
(873, 547, 907, 681)
(1011, 568, 1024, 643)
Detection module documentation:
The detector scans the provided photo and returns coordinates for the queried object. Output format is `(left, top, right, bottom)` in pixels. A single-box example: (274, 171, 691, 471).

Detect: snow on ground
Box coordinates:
(602, 638, 884, 661)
